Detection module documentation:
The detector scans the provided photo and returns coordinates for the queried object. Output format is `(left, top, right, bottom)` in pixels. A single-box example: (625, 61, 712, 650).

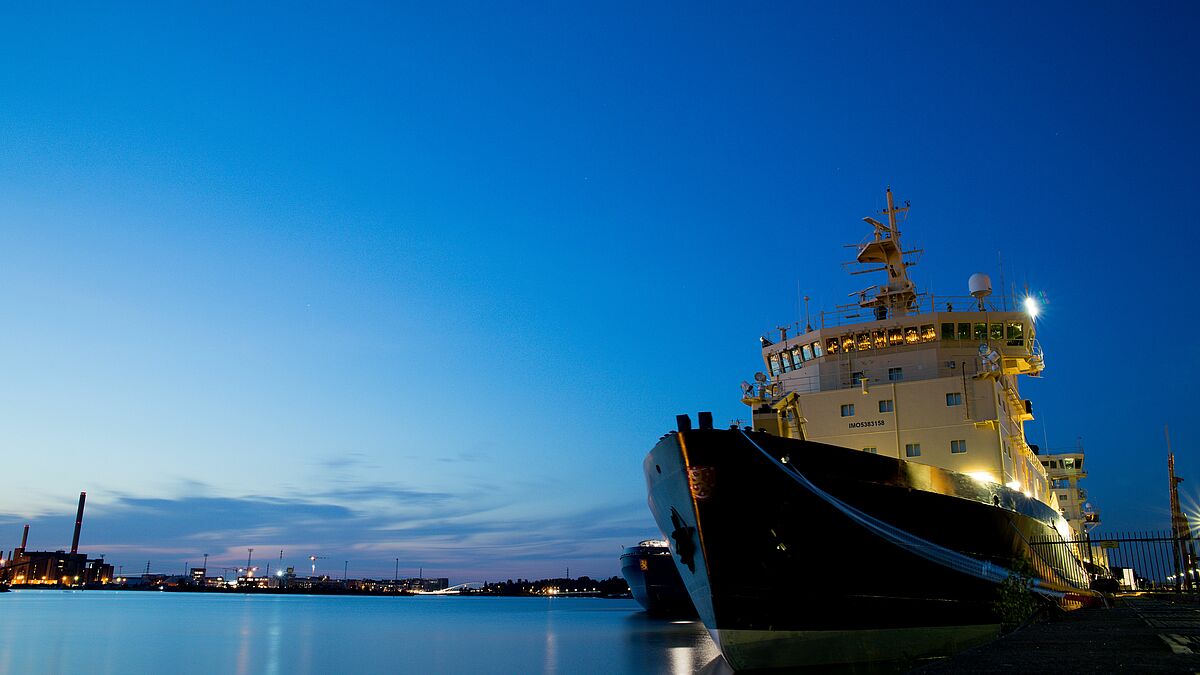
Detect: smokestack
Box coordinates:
(20, 524, 28, 551)
(71, 492, 86, 555)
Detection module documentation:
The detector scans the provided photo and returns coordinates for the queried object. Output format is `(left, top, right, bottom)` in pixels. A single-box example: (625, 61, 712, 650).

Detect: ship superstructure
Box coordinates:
(746, 188, 1053, 510)
(1041, 446, 1100, 539)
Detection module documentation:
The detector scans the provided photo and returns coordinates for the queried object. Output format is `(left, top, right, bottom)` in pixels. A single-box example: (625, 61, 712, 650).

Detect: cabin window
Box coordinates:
(840, 404, 855, 417)
(921, 324, 936, 342)
(946, 392, 963, 406)
(905, 443, 921, 457)
(851, 372, 865, 385)
(941, 323, 955, 341)
(863, 447, 877, 454)
(904, 326, 920, 344)
(811, 341, 824, 358)
(841, 335, 856, 352)
(792, 346, 804, 366)
(857, 332, 872, 350)
(888, 328, 904, 346)
(801, 344, 813, 361)
(879, 399, 894, 413)
(1007, 322, 1024, 346)
(826, 338, 840, 355)
(989, 323, 1004, 341)
(972, 323, 987, 341)
(888, 367, 903, 381)
(1063, 458, 1075, 469)
(951, 439, 967, 454)
(872, 330, 887, 349)
(768, 354, 782, 376)
(957, 323, 971, 340)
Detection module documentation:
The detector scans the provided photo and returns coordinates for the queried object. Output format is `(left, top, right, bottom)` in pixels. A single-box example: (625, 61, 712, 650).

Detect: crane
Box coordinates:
(309, 555, 328, 577)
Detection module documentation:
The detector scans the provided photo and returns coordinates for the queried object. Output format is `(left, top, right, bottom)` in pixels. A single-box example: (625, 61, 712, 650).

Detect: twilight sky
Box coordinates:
(1, 3, 1197, 582)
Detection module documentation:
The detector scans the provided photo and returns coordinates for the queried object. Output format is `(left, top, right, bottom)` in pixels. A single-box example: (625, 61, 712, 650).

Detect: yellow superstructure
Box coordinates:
(743, 188, 1055, 511)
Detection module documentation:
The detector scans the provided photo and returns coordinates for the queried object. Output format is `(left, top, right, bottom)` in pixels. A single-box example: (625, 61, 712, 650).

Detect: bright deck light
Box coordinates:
(1023, 296, 1039, 319)
(966, 471, 998, 485)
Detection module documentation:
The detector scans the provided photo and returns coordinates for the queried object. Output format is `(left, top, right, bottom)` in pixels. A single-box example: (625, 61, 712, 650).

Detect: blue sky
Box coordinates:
(1, 3, 1197, 581)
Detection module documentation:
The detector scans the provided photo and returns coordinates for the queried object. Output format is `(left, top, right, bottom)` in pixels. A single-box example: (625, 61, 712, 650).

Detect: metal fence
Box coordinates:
(1031, 530, 1200, 593)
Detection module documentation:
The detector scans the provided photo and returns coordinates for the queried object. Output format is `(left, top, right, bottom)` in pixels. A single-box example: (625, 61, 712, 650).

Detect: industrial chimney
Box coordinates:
(19, 523, 29, 553)
(70, 492, 86, 555)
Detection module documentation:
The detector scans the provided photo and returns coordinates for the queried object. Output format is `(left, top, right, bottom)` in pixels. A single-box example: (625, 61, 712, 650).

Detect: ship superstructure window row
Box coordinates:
(939, 321, 1025, 346)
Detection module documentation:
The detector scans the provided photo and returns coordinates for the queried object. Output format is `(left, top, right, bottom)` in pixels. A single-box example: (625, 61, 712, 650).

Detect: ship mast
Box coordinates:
(851, 187, 920, 318)
(1167, 425, 1198, 591)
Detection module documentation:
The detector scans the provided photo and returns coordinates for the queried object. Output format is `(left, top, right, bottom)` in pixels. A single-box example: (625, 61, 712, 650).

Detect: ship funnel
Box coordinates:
(20, 523, 28, 551)
(71, 491, 86, 555)
(968, 273, 992, 310)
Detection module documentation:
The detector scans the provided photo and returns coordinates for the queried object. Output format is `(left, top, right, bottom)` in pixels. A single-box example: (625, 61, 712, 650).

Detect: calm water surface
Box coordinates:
(0, 591, 727, 674)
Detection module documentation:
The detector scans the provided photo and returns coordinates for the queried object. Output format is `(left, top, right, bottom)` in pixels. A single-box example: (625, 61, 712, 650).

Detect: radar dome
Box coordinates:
(968, 273, 992, 299)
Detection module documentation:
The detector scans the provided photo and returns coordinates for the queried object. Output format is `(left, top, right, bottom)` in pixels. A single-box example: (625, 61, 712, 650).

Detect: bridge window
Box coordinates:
(841, 404, 855, 417)
(879, 399, 894, 413)
(951, 439, 967, 454)
(973, 323, 987, 341)
(826, 338, 840, 355)
(941, 323, 955, 341)
(841, 335, 856, 352)
(792, 346, 805, 365)
(811, 341, 824, 358)
(921, 324, 936, 342)
(768, 354, 782, 376)
(904, 326, 920, 344)
(905, 443, 921, 457)
(1007, 322, 1024, 346)
(989, 323, 1004, 341)
(888, 328, 904, 346)
(801, 344, 813, 361)
(946, 392, 963, 406)
(957, 322, 971, 340)
(873, 330, 887, 349)
(857, 332, 872, 350)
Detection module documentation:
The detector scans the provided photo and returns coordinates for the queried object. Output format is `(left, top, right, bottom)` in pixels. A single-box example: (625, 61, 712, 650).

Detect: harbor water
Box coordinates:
(0, 591, 724, 674)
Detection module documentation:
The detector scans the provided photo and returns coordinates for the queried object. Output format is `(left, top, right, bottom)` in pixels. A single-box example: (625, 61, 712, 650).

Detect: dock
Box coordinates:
(913, 594, 1200, 674)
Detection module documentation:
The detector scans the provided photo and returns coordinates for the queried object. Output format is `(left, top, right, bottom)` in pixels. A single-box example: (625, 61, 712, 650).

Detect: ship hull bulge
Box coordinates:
(644, 428, 1096, 671)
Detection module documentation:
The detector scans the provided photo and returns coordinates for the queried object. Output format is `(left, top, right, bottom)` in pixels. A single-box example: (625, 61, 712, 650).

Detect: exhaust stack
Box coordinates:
(19, 524, 29, 552)
(71, 492, 86, 555)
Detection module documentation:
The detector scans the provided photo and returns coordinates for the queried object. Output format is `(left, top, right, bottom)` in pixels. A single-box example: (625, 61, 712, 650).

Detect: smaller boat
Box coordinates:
(620, 540, 696, 616)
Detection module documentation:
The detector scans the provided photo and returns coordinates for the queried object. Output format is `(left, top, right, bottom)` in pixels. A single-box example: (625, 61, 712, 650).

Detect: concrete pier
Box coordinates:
(913, 594, 1200, 674)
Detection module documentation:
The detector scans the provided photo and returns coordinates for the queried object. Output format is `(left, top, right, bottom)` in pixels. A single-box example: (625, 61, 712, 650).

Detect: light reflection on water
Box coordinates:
(0, 591, 726, 674)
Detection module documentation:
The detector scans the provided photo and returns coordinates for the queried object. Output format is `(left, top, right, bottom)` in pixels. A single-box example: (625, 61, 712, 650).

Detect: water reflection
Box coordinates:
(0, 592, 729, 674)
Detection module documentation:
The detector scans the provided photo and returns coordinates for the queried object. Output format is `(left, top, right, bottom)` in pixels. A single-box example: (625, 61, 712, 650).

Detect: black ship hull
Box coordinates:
(620, 542, 696, 616)
(644, 428, 1097, 671)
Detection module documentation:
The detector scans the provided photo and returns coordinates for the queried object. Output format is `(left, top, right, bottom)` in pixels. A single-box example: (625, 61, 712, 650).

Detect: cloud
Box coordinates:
(0, 487, 657, 582)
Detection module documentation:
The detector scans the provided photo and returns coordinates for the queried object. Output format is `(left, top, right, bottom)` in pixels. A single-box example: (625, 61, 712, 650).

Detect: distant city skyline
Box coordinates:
(1, 3, 1197, 581)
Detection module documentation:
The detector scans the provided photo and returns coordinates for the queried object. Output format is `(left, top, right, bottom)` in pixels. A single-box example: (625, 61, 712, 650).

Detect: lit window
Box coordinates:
(841, 335, 856, 352)
(950, 439, 967, 454)
(791, 347, 804, 368)
(857, 332, 872, 350)
(972, 322, 986, 341)
(888, 367, 903, 381)
(769, 354, 781, 376)
(826, 338, 840, 355)
(989, 323, 1004, 340)
(801, 344, 813, 361)
(905, 443, 921, 457)
(872, 330, 887, 349)
(921, 324, 936, 342)
(946, 392, 963, 406)
(811, 341, 823, 358)
(878, 399, 894, 413)
(888, 328, 903, 345)
(863, 447, 877, 454)
(904, 326, 920, 344)
(1007, 322, 1024, 346)
(840, 404, 855, 417)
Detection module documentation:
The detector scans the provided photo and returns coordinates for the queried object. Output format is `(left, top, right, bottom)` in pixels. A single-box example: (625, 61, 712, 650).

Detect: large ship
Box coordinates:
(619, 539, 696, 616)
(642, 188, 1099, 671)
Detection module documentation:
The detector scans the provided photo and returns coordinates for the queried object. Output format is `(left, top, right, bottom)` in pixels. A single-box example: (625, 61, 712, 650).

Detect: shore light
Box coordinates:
(1023, 296, 1039, 319)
